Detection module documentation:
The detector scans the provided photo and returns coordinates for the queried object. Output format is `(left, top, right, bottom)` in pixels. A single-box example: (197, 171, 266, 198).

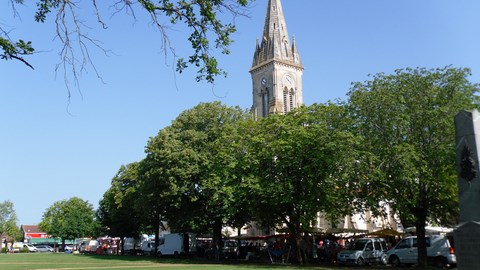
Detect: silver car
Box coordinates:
(35, 245, 54, 252)
(337, 238, 388, 266)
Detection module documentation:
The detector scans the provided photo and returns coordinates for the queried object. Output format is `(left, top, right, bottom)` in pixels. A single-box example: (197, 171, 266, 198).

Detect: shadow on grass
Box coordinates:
(76, 255, 456, 270)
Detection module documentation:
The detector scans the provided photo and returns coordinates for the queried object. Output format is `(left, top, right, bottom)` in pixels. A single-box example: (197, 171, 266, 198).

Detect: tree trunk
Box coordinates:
(416, 184, 428, 268)
(212, 218, 223, 260)
(120, 236, 125, 255)
(287, 222, 302, 264)
(153, 214, 160, 256)
(296, 236, 305, 265)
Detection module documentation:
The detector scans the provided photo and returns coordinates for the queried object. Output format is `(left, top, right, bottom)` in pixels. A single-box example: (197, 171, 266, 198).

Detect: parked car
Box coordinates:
(222, 240, 239, 259)
(63, 245, 74, 253)
(386, 235, 456, 267)
(79, 240, 98, 254)
(337, 238, 388, 266)
(35, 245, 54, 252)
(123, 237, 142, 255)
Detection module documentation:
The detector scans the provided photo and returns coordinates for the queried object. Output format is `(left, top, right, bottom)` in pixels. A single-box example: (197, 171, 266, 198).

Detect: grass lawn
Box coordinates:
(0, 253, 394, 270)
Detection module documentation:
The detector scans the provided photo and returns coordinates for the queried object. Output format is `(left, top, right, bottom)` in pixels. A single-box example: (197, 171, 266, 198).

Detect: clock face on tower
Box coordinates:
(284, 75, 294, 86)
(261, 77, 267, 86)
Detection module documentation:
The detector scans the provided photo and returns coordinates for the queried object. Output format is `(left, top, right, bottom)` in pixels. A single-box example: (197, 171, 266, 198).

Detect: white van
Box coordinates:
(386, 235, 456, 267)
(13, 242, 37, 252)
(157, 234, 183, 257)
(142, 233, 184, 257)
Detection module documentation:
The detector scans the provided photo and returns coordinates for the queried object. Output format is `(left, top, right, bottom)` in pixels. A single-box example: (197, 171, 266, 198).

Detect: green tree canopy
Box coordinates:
(136, 130, 186, 252)
(97, 163, 142, 253)
(141, 101, 251, 251)
(347, 66, 479, 266)
(39, 197, 97, 247)
(2, 0, 251, 93)
(247, 103, 362, 263)
(0, 201, 21, 241)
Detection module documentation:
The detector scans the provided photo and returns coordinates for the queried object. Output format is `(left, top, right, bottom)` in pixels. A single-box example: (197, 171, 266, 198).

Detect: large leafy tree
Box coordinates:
(3, 0, 251, 93)
(347, 66, 479, 267)
(247, 103, 362, 264)
(142, 101, 251, 253)
(39, 197, 97, 249)
(0, 201, 21, 241)
(97, 163, 142, 254)
(136, 130, 187, 255)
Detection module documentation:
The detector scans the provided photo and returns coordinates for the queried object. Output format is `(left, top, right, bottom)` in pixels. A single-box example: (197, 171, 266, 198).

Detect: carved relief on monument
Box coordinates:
(460, 144, 477, 183)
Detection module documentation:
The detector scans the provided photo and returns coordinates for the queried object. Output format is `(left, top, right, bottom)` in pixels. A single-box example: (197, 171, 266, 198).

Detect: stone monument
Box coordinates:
(454, 110, 480, 269)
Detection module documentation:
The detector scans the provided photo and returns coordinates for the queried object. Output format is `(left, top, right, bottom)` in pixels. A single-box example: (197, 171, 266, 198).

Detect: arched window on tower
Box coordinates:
(289, 90, 294, 110)
(283, 88, 296, 114)
(283, 39, 289, 57)
(262, 89, 270, 117)
(283, 88, 288, 114)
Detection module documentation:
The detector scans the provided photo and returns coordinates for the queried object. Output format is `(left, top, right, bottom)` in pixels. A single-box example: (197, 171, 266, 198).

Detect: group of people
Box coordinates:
(95, 240, 119, 255)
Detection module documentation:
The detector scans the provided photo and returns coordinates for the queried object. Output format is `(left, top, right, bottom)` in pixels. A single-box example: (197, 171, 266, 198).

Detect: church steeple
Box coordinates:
(250, 0, 304, 119)
(251, 0, 302, 69)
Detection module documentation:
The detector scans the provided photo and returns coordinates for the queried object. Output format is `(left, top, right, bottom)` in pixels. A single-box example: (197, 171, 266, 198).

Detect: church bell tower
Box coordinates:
(250, 0, 304, 119)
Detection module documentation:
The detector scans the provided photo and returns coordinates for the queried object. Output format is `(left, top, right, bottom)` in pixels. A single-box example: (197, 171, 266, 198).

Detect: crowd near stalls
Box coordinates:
(77, 237, 121, 255)
(190, 226, 455, 267)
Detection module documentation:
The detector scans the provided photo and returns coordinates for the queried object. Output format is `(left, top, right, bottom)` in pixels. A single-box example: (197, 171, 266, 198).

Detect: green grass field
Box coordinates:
(2, 253, 449, 270)
(0, 253, 357, 270)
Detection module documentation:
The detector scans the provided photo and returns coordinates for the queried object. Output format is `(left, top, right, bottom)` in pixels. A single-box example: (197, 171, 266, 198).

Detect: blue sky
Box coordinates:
(1, 0, 479, 226)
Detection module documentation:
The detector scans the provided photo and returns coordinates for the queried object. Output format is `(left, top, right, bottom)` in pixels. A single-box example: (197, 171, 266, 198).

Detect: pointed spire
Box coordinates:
(262, 0, 290, 48)
(292, 36, 300, 63)
(252, 0, 302, 69)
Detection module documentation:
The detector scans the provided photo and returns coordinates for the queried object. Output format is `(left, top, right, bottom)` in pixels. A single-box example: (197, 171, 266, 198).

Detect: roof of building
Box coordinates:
(21, 225, 43, 234)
